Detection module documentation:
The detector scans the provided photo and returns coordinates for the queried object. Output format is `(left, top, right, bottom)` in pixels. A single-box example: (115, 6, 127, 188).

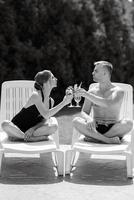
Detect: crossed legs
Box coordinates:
(104, 119, 133, 138)
(73, 117, 133, 144)
(1, 117, 58, 142)
(1, 120, 25, 139)
(27, 118, 58, 141)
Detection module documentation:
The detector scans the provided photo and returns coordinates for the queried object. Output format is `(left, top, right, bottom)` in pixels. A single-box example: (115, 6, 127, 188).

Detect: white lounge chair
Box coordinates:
(0, 80, 64, 176)
(65, 83, 134, 178)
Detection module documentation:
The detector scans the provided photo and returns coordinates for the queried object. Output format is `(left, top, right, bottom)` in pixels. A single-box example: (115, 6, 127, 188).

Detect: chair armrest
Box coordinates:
(0, 131, 8, 142)
(49, 117, 60, 149)
(130, 121, 134, 153)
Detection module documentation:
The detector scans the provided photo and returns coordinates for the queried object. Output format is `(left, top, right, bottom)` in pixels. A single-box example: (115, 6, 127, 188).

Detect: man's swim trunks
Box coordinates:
(96, 122, 114, 134)
(84, 120, 123, 142)
(84, 121, 115, 143)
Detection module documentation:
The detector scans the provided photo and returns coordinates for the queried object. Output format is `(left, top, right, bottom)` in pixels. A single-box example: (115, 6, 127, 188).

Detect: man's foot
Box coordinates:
(108, 136, 121, 144)
(84, 136, 121, 144)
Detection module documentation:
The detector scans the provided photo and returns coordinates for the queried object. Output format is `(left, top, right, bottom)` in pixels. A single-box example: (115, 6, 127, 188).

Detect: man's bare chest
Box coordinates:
(94, 90, 113, 98)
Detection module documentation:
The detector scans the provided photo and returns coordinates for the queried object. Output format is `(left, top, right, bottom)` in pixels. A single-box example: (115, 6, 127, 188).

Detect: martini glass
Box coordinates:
(65, 86, 74, 107)
(74, 82, 82, 107)
(74, 95, 81, 107)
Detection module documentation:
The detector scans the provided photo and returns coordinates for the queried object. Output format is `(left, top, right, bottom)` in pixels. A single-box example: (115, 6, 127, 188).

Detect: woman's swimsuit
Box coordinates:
(11, 99, 52, 133)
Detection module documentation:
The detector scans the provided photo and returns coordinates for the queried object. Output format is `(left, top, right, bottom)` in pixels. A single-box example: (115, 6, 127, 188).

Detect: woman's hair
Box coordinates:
(34, 70, 52, 102)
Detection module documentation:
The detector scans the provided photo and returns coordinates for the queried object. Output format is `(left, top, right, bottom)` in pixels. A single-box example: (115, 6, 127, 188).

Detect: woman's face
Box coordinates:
(50, 73, 57, 88)
(44, 73, 57, 89)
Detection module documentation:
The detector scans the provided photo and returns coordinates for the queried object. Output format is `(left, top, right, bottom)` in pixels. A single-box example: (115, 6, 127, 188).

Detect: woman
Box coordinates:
(1, 70, 73, 142)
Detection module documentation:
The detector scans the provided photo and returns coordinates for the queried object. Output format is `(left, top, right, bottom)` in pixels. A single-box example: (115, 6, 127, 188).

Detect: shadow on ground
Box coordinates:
(65, 153, 133, 186)
(0, 153, 62, 185)
(0, 153, 133, 186)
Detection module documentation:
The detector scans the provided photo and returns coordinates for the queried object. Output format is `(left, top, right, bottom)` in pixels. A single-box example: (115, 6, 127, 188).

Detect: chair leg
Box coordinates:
(65, 150, 80, 175)
(126, 151, 133, 178)
(65, 149, 73, 175)
(71, 151, 80, 167)
(52, 151, 65, 176)
(52, 152, 58, 167)
(0, 151, 4, 176)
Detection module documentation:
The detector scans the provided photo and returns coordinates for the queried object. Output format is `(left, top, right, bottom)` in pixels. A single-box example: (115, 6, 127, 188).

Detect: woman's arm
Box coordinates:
(33, 93, 73, 120)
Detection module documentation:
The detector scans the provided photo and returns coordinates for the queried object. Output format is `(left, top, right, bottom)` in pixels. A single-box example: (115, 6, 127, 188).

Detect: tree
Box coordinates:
(92, 0, 134, 84)
(0, 0, 134, 102)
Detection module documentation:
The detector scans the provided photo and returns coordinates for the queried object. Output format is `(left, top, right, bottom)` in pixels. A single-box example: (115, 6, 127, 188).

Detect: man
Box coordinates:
(73, 61, 133, 144)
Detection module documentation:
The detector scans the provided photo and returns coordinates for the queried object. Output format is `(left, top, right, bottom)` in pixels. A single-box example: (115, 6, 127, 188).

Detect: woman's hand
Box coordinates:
(63, 94, 73, 105)
(65, 86, 74, 95)
(63, 87, 73, 105)
(24, 128, 34, 141)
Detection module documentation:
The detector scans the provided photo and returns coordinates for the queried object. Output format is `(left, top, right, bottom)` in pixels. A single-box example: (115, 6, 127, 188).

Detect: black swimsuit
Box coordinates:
(96, 122, 114, 134)
(11, 99, 52, 133)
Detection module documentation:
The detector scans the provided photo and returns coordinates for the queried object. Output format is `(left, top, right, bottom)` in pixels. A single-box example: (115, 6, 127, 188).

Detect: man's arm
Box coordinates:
(80, 88, 124, 108)
(81, 95, 93, 121)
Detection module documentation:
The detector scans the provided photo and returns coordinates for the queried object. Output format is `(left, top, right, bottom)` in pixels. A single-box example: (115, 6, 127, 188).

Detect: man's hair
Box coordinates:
(94, 61, 113, 77)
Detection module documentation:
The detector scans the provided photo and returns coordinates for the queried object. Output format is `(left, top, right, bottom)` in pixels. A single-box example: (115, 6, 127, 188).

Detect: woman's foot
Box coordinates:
(25, 135, 49, 142)
(84, 136, 100, 143)
(8, 136, 24, 142)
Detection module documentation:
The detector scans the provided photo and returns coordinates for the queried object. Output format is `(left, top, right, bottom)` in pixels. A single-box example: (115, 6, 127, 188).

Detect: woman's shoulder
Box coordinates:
(30, 91, 41, 103)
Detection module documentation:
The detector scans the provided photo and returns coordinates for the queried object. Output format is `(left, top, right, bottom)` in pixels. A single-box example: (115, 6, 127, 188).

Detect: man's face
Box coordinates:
(92, 64, 105, 82)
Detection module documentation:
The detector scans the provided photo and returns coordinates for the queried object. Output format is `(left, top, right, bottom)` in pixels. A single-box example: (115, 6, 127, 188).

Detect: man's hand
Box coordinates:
(75, 88, 86, 97)
(86, 119, 96, 131)
(63, 92, 73, 105)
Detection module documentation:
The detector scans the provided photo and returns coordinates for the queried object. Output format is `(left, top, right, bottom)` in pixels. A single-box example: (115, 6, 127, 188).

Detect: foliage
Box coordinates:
(0, 0, 134, 102)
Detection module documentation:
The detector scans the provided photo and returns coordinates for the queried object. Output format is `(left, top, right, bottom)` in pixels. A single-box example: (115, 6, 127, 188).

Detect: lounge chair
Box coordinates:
(65, 83, 134, 178)
(0, 80, 64, 176)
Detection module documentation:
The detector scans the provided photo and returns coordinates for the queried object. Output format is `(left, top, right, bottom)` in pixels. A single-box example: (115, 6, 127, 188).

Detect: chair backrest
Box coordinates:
(89, 83, 133, 121)
(0, 81, 34, 131)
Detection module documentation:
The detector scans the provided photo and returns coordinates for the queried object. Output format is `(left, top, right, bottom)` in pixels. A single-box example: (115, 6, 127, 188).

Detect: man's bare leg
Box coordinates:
(73, 117, 121, 144)
(104, 119, 133, 138)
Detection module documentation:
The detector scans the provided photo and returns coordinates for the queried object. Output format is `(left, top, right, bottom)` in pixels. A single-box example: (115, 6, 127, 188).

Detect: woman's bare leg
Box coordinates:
(1, 120, 25, 139)
(32, 118, 58, 137)
(25, 118, 58, 142)
(73, 117, 121, 144)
